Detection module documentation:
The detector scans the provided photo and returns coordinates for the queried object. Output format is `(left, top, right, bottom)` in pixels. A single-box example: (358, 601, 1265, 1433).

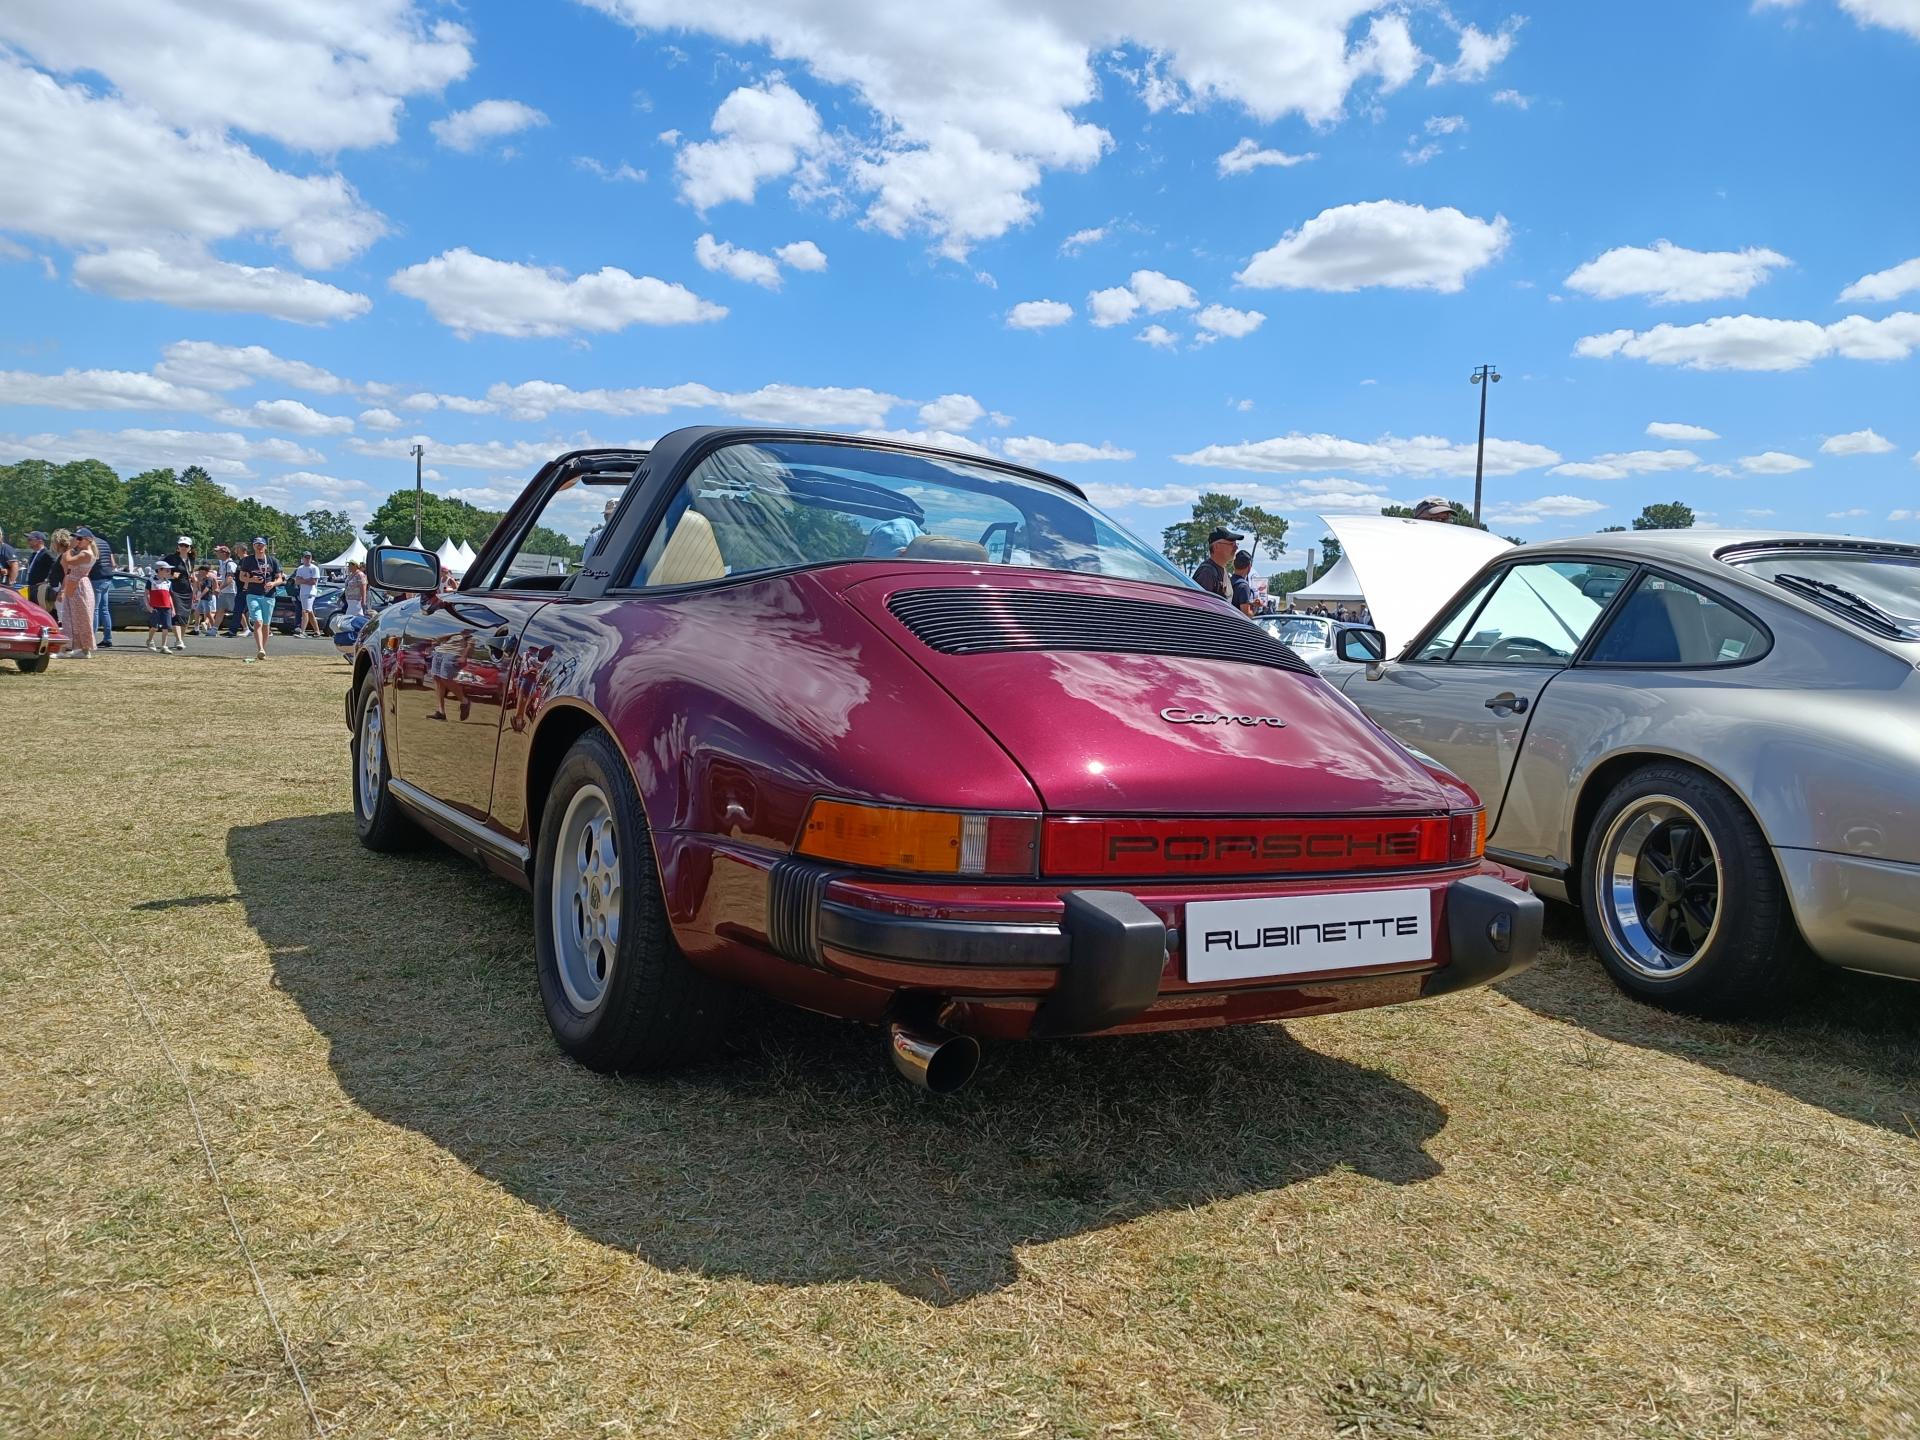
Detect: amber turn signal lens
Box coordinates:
(1448, 808, 1487, 862)
(797, 799, 1038, 877)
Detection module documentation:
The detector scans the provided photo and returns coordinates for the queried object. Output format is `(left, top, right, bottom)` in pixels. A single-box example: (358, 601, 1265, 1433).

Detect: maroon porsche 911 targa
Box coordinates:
(348, 428, 1541, 1091)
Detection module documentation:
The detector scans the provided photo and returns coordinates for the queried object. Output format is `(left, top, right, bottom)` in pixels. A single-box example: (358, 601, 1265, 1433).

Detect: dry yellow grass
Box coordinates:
(2, 652, 1917, 1439)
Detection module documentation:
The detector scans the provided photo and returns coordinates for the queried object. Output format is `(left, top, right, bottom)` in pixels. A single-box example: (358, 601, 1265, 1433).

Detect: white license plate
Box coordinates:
(1185, 888, 1433, 983)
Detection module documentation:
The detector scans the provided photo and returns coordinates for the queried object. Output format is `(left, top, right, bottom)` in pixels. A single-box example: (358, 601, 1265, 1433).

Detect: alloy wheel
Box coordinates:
(1598, 795, 1724, 979)
(550, 784, 622, 1014)
(357, 697, 384, 819)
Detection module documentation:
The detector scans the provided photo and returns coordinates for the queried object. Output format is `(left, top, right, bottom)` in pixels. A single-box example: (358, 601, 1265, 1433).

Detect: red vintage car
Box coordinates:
(348, 429, 1541, 1090)
(1, 589, 66, 672)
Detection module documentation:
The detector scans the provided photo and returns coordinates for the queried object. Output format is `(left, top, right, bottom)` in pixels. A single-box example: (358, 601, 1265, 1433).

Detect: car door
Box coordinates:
(391, 593, 546, 818)
(1341, 558, 1633, 822)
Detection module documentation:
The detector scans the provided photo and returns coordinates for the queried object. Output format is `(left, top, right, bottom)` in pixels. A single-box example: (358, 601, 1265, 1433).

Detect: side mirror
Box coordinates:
(1335, 626, 1388, 663)
(366, 545, 440, 593)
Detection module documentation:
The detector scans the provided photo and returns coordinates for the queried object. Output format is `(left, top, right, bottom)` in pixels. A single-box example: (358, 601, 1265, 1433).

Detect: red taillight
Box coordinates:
(1041, 815, 1461, 878)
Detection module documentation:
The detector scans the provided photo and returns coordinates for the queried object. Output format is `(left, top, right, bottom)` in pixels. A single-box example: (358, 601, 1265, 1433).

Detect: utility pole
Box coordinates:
(409, 443, 425, 544)
(1470, 363, 1501, 523)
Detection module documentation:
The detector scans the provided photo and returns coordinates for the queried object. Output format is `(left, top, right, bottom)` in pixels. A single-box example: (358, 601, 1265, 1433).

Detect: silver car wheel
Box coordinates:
(357, 697, 384, 818)
(1599, 795, 1724, 980)
(550, 784, 622, 1015)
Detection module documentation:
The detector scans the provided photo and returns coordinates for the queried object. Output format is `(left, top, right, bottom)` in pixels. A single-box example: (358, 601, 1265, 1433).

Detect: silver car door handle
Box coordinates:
(1484, 692, 1529, 714)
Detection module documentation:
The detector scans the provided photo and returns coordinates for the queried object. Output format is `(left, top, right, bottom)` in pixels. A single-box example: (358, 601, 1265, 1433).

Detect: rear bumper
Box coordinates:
(767, 860, 1542, 1036)
(0, 626, 65, 656)
(1777, 847, 1920, 981)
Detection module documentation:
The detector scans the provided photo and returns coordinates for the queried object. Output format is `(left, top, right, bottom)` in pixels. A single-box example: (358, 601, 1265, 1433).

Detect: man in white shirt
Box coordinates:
(292, 551, 323, 636)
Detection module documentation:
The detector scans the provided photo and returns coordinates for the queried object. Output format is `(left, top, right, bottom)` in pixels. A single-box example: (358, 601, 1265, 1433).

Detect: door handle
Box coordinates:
(1484, 692, 1529, 714)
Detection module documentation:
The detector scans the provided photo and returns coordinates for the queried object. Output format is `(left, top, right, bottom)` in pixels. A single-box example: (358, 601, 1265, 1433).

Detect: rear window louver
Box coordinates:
(886, 587, 1314, 674)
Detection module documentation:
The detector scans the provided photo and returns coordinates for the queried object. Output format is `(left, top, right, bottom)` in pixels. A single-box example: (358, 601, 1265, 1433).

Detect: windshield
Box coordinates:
(1261, 615, 1333, 648)
(633, 440, 1188, 589)
(1728, 548, 1920, 640)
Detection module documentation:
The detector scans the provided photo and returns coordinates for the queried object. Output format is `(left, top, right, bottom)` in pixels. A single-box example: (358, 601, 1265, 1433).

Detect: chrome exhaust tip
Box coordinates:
(887, 1021, 981, 1094)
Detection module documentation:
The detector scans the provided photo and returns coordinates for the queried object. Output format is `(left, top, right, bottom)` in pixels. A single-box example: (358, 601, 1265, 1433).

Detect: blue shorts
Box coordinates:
(244, 593, 275, 625)
(149, 606, 177, 627)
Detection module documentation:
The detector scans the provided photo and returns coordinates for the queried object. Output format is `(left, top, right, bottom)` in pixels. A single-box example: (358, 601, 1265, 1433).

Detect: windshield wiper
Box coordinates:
(1773, 572, 1920, 638)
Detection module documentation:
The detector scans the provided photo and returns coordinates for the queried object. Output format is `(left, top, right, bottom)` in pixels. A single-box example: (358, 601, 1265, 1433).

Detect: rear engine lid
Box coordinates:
(843, 570, 1463, 815)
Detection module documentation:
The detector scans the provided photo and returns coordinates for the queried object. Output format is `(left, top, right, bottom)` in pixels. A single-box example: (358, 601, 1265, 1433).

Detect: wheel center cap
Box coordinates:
(1658, 870, 1684, 903)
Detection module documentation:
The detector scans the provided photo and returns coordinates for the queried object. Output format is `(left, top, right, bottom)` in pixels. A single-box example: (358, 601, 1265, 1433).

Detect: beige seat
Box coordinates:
(645, 509, 726, 585)
(901, 535, 989, 562)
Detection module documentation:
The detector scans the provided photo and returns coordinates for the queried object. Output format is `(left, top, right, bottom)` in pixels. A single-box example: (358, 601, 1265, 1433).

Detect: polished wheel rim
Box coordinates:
(550, 784, 621, 1014)
(357, 698, 383, 818)
(1599, 795, 1723, 979)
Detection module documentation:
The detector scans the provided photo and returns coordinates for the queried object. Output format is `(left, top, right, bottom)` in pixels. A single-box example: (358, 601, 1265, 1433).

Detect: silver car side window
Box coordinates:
(1586, 573, 1769, 666)
(1440, 560, 1633, 666)
(1411, 573, 1499, 662)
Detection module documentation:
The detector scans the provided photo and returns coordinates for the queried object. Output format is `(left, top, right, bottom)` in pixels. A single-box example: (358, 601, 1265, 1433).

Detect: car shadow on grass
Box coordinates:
(230, 813, 1448, 1305)
(1500, 905, 1920, 1138)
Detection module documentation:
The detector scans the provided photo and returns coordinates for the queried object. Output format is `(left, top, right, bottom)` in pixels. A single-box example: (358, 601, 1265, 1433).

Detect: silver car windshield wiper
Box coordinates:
(1773, 571, 1920, 639)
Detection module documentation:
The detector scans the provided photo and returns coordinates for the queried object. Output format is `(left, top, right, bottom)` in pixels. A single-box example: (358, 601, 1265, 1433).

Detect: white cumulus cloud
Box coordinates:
(359, 407, 404, 431)
(1575, 312, 1920, 370)
(155, 341, 355, 396)
(0, 367, 217, 413)
(674, 79, 824, 212)
(431, 99, 548, 153)
(1428, 20, 1521, 84)
(1087, 286, 1139, 328)
(72, 248, 370, 324)
(389, 247, 726, 338)
(1216, 138, 1316, 176)
(1820, 428, 1895, 455)
(0, 427, 321, 478)
(1548, 449, 1701, 481)
(213, 398, 355, 436)
(1195, 304, 1267, 341)
(1237, 200, 1509, 293)
(1175, 431, 1560, 477)
(1838, 256, 1920, 303)
(1646, 421, 1720, 441)
(1000, 436, 1134, 463)
(774, 240, 828, 271)
(1059, 226, 1106, 254)
(918, 394, 986, 430)
(1006, 299, 1073, 329)
(1136, 324, 1179, 348)
(1485, 494, 1607, 525)
(694, 233, 783, 289)
(1740, 450, 1814, 474)
(1565, 240, 1790, 303)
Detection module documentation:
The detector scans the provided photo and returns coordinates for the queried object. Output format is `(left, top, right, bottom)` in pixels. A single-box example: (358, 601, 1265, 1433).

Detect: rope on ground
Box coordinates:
(8, 868, 325, 1437)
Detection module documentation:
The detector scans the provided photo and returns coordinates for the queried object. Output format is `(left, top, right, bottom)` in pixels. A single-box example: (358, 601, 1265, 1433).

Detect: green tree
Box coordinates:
(300, 508, 356, 559)
(43, 459, 125, 536)
(1631, 502, 1695, 530)
(120, 468, 208, 554)
(1160, 492, 1290, 570)
(1598, 525, 1627, 533)
(366, 489, 501, 548)
(1316, 534, 1342, 571)
(1379, 500, 1488, 531)
(0, 460, 57, 539)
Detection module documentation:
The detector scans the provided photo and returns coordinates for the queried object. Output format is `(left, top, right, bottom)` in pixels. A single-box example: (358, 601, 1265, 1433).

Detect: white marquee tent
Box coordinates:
(320, 536, 367, 571)
(1290, 552, 1364, 604)
(455, 540, 478, 569)
(436, 537, 467, 575)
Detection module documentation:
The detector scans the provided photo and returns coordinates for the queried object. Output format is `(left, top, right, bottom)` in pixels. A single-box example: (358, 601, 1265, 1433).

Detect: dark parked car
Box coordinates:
(346, 429, 1541, 1091)
(103, 573, 155, 632)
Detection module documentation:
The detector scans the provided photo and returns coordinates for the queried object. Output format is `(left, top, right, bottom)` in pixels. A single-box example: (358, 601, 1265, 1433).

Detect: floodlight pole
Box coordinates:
(409, 443, 425, 542)
(1470, 363, 1501, 523)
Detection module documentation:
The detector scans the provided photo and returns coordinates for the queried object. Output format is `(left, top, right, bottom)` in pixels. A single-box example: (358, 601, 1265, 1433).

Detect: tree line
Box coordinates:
(0, 458, 580, 563)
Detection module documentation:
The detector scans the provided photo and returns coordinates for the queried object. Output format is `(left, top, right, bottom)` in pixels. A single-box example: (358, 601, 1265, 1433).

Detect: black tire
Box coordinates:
(533, 728, 731, 1073)
(1581, 763, 1809, 1014)
(15, 656, 50, 674)
(350, 670, 420, 851)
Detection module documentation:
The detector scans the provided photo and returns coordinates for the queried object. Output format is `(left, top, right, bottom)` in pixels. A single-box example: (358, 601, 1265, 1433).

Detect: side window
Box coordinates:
(473, 477, 629, 591)
(1411, 573, 1499, 661)
(1441, 560, 1632, 665)
(1587, 573, 1768, 666)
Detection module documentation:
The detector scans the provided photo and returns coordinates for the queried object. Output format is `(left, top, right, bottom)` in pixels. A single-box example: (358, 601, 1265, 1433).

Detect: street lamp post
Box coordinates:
(1470, 363, 1501, 523)
(409, 443, 425, 544)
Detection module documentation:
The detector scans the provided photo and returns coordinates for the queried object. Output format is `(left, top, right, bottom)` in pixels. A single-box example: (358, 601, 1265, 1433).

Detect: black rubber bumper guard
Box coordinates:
(767, 859, 1542, 1036)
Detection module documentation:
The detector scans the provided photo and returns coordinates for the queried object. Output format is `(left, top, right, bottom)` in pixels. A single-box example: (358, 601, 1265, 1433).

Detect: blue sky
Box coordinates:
(2, 0, 1917, 562)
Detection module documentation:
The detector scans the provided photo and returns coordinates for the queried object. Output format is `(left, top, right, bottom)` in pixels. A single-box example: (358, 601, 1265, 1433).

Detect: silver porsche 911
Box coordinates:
(1326, 529, 1920, 1012)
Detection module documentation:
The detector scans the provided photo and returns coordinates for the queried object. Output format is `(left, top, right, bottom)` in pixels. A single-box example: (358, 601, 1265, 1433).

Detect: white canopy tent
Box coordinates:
(455, 540, 478, 569)
(436, 537, 467, 575)
(320, 536, 367, 571)
(1290, 552, 1364, 604)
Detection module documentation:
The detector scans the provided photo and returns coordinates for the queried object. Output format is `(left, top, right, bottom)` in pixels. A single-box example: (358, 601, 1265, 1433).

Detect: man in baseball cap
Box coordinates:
(1411, 496, 1457, 522)
(1192, 525, 1242, 600)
